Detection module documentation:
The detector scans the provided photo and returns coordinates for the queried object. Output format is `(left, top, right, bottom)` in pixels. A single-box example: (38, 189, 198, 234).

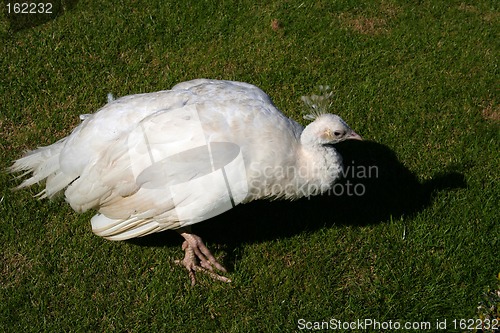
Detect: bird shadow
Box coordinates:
(128, 141, 466, 268)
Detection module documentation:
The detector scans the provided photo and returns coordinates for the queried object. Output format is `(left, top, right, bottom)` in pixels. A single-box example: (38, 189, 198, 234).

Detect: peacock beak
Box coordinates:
(348, 131, 363, 141)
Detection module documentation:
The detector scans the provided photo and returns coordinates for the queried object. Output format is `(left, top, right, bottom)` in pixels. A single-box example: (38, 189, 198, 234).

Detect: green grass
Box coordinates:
(1, 0, 499, 332)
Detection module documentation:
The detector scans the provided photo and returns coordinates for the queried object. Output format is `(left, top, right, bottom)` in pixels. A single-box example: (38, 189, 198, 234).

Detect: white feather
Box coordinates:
(11, 79, 360, 240)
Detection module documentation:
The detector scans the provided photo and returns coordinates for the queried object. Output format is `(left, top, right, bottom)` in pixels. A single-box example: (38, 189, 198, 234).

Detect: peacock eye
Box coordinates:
(333, 131, 342, 137)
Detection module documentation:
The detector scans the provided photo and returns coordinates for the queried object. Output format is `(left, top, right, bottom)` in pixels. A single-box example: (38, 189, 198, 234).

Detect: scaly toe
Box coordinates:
(174, 242, 231, 285)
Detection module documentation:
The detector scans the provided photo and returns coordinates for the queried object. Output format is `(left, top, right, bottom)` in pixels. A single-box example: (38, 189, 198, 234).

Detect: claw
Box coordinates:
(175, 232, 231, 285)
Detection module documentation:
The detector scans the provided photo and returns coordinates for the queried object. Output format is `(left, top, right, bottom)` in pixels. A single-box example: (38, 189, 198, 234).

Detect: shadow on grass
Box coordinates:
(128, 141, 466, 262)
(3, 0, 79, 33)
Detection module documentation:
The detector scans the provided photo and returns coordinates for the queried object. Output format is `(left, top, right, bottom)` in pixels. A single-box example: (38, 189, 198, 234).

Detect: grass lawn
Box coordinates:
(1, 0, 498, 332)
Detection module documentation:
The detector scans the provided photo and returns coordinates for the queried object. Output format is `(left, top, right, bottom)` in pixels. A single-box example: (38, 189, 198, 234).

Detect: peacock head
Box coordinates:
(301, 113, 362, 146)
(300, 85, 362, 146)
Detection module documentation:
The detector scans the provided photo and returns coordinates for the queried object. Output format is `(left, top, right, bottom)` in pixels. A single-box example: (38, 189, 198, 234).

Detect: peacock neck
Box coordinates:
(243, 142, 343, 202)
(294, 143, 343, 198)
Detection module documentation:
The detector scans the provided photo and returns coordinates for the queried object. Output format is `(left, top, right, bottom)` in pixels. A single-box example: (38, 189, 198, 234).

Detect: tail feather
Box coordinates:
(9, 138, 75, 198)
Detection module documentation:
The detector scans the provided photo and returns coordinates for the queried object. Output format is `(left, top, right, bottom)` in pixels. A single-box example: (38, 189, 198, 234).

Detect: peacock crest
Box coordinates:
(301, 85, 334, 120)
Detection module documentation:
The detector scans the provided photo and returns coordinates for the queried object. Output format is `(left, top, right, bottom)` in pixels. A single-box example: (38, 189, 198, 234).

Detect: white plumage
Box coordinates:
(10, 79, 361, 284)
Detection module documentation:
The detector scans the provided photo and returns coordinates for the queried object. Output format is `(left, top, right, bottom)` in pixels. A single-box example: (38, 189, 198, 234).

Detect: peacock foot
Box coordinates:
(174, 232, 231, 285)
